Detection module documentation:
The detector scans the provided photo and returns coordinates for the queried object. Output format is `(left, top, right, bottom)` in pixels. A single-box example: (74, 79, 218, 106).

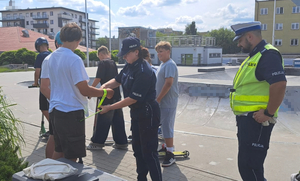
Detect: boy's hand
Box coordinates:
(105, 88, 114, 99)
(100, 105, 110, 114)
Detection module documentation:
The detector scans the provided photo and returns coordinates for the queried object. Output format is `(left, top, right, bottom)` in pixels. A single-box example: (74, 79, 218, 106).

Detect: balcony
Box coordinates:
(0, 16, 25, 21)
(81, 26, 86, 30)
(79, 17, 86, 22)
(33, 23, 49, 28)
(90, 25, 99, 29)
(58, 13, 73, 20)
(90, 30, 99, 35)
(32, 15, 49, 20)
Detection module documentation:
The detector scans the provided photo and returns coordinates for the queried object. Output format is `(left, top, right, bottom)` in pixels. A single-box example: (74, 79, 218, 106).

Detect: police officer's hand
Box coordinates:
(32, 83, 39, 87)
(105, 88, 114, 99)
(100, 105, 111, 114)
(253, 109, 270, 124)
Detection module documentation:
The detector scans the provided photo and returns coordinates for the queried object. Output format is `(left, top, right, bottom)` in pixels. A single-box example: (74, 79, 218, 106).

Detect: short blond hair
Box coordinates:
(97, 46, 109, 55)
(155, 41, 172, 51)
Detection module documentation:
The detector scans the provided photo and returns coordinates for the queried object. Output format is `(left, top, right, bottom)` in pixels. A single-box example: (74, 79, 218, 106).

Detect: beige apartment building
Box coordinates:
(255, 0, 300, 54)
(0, 3, 99, 49)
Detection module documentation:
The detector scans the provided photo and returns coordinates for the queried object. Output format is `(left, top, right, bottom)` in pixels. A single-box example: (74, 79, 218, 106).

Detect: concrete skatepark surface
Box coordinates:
(1, 65, 300, 180)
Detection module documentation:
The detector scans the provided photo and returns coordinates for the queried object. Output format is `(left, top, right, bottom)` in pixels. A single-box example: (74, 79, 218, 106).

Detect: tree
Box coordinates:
(111, 50, 119, 63)
(208, 27, 241, 54)
(74, 49, 86, 61)
(185, 21, 197, 35)
(0, 51, 16, 65)
(96, 37, 108, 48)
(89, 51, 98, 61)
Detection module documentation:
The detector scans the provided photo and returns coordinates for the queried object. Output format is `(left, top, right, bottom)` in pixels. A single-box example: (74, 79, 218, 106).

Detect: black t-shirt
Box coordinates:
(95, 59, 121, 104)
(115, 58, 156, 107)
(250, 40, 287, 85)
(34, 51, 51, 78)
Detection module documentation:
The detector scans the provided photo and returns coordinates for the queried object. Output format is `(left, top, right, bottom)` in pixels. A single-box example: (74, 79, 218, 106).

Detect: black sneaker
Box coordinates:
(162, 151, 176, 167)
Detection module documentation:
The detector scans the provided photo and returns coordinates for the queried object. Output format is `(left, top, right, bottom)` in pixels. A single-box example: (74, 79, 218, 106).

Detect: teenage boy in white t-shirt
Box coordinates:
(40, 22, 113, 162)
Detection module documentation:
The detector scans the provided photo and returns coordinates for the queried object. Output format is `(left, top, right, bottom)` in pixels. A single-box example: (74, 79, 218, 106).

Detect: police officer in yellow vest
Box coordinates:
(230, 21, 286, 181)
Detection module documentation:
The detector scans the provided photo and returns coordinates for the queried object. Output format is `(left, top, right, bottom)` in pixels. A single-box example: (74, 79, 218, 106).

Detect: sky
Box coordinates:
(0, 0, 255, 37)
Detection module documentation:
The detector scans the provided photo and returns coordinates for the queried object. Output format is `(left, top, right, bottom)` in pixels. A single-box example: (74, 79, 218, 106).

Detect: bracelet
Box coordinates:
(97, 89, 107, 108)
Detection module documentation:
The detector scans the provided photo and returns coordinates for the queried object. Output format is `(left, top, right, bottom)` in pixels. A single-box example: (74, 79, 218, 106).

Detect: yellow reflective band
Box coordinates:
(233, 105, 267, 112)
(234, 95, 269, 102)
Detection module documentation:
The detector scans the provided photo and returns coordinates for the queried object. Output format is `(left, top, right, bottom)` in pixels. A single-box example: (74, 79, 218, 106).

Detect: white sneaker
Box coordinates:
(291, 173, 300, 181)
(86, 143, 104, 150)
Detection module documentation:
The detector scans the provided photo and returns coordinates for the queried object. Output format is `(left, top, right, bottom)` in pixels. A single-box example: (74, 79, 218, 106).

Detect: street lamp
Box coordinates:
(109, 0, 111, 52)
(85, 0, 89, 67)
(272, 0, 276, 46)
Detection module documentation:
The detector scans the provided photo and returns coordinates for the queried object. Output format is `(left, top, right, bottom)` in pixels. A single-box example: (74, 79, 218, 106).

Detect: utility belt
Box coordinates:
(129, 100, 156, 109)
(238, 111, 277, 126)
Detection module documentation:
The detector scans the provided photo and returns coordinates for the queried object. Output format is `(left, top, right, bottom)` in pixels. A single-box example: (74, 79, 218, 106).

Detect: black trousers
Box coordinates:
(236, 113, 274, 181)
(130, 101, 162, 181)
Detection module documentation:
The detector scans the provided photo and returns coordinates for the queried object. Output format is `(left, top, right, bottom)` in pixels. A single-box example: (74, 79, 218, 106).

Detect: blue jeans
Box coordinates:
(236, 113, 274, 181)
(91, 107, 127, 145)
(130, 101, 162, 181)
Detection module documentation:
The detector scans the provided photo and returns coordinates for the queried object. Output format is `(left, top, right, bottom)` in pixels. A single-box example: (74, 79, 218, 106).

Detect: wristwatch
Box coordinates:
(264, 109, 274, 117)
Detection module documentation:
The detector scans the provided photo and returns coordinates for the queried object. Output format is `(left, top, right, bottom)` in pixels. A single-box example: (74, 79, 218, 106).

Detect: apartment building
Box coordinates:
(0, 3, 99, 49)
(255, 0, 300, 54)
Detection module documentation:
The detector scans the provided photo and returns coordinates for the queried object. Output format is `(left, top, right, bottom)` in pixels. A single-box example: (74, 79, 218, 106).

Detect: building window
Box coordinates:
(276, 7, 284, 14)
(30, 12, 33, 17)
(209, 53, 221, 58)
(26, 13, 29, 17)
(291, 39, 298, 46)
(38, 29, 41, 33)
(292, 6, 300, 13)
(50, 11, 53, 16)
(37, 12, 40, 16)
(275, 39, 282, 46)
(50, 28, 53, 32)
(291, 23, 299, 30)
(7, 22, 11, 26)
(261, 24, 267, 30)
(50, 20, 54, 24)
(30, 21, 33, 25)
(75, 14, 77, 18)
(260, 8, 268, 15)
(31, 29, 34, 31)
(275, 23, 283, 30)
(26, 21, 29, 25)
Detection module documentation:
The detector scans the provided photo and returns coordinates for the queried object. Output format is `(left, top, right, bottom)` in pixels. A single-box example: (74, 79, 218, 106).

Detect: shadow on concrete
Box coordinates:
(162, 163, 188, 181)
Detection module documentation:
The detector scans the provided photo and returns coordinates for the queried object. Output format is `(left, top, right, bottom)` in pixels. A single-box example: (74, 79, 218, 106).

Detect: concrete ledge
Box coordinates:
(285, 67, 300, 76)
(198, 67, 225, 72)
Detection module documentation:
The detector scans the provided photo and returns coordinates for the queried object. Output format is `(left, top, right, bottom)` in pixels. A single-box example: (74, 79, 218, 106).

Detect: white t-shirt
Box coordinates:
(41, 47, 89, 115)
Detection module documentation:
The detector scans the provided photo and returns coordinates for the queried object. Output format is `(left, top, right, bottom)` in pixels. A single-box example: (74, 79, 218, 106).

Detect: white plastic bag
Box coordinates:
(23, 158, 78, 181)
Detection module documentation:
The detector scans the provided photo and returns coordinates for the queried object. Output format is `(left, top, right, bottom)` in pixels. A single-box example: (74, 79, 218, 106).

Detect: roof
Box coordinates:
(0, 6, 98, 22)
(0, 26, 94, 52)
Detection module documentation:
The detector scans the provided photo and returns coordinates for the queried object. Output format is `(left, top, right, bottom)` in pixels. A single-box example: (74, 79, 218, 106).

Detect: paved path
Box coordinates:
(1, 65, 300, 180)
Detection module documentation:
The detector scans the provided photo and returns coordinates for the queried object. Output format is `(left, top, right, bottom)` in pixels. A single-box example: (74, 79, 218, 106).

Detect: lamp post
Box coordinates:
(85, 0, 89, 67)
(109, 0, 111, 52)
(272, 0, 276, 46)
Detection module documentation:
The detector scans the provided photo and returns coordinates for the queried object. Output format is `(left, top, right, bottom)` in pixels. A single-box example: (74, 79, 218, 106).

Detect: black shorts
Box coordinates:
(51, 108, 86, 159)
(49, 113, 53, 135)
(39, 92, 49, 111)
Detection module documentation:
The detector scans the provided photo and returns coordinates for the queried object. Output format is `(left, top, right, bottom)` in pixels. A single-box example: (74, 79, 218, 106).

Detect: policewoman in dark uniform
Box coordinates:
(230, 22, 286, 181)
(100, 37, 162, 181)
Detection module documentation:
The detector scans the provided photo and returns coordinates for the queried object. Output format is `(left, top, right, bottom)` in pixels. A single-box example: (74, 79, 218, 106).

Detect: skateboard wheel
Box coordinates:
(183, 150, 189, 158)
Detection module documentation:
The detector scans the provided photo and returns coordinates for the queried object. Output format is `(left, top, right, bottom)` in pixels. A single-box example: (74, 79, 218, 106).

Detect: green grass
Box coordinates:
(0, 67, 34, 73)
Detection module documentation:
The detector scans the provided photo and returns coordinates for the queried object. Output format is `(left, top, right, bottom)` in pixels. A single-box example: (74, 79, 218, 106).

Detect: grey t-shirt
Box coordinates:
(156, 59, 179, 108)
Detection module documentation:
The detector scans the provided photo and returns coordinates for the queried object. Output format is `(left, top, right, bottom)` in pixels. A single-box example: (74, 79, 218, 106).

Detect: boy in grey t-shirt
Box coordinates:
(155, 41, 178, 167)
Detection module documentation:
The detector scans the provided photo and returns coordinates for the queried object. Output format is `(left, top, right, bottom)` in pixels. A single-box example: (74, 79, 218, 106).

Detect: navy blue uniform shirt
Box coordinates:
(250, 40, 287, 85)
(115, 58, 156, 106)
(34, 51, 51, 69)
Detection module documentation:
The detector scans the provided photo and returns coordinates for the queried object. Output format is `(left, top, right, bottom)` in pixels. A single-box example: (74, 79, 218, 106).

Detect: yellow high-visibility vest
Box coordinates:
(230, 44, 284, 116)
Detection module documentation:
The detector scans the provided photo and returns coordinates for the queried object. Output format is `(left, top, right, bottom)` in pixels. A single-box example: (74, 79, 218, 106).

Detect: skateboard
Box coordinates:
(158, 150, 190, 158)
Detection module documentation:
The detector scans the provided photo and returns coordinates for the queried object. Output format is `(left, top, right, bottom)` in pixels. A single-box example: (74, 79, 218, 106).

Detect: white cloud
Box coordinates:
(182, 0, 198, 4)
(141, 0, 182, 7)
(208, 4, 253, 22)
(175, 15, 203, 24)
(117, 5, 149, 17)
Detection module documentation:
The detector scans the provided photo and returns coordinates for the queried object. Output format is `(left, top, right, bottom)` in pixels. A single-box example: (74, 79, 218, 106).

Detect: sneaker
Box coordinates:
(158, 143, 167, 152)
(291, 173, 300, 181)
(112, 143, 128, 150)
(162, 151, 176, 167)
(86, 142, 104, 150)
(41, 131, 50, 138)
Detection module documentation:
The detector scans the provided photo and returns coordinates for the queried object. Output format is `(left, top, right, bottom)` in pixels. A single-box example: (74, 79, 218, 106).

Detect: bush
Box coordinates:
(14, 48, 37, 66)
(89, 51, 98, 61)
(0, 51, 17, 65)
(0, 141, 28, 181)
(111, 50, 119, 63)
(74, 49, 86, 61)
(0, 87, 27, 180)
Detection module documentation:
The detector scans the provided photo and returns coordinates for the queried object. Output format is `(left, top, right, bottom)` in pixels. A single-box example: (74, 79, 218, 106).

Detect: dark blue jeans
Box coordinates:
(130, 101, 162, 181)
(236, 113, 274, 181)
(91, 107, 127, 145)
